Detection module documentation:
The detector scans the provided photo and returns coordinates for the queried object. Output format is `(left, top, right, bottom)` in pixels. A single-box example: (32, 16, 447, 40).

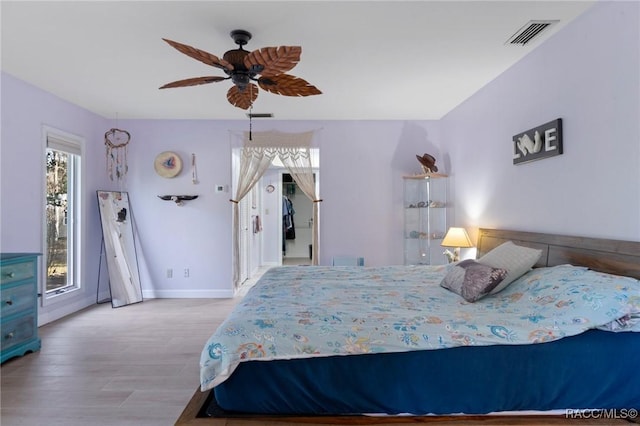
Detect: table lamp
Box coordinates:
(441, 227, 474, 263)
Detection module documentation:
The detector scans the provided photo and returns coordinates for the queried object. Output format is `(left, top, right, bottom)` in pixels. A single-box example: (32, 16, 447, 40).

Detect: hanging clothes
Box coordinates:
(253, 215, 262, 234)
(285, 197, 296, 240)
(282, 196, 296, 255)
(282, 196, 291, 229)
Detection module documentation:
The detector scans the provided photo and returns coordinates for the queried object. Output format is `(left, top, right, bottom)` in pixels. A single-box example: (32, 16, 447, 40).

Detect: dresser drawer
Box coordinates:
(0, 254, 40, 363)
(1, 260, 35, 285)
(1, 315, 36, 352)
(1, 283, 34, 318)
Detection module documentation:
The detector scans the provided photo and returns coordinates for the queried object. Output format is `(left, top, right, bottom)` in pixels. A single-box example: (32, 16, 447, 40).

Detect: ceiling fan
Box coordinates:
(160, 29, 322, 110)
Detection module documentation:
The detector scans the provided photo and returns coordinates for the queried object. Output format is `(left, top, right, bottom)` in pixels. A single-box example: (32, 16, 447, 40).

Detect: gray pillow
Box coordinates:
(478, 241, 542, 294)
(440, 259, 508, 302)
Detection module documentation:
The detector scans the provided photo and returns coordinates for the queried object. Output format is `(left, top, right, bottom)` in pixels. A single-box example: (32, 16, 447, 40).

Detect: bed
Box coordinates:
(176, 228, 640, 425)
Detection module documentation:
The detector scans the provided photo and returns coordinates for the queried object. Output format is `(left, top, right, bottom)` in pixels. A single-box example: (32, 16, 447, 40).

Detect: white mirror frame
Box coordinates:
(96, 191, 143, 308)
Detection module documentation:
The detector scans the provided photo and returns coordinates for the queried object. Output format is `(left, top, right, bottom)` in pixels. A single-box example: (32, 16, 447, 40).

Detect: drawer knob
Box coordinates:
(5, 332, 14, 339)
(4, 299, 12, 306)
(5, 272, 15, 278)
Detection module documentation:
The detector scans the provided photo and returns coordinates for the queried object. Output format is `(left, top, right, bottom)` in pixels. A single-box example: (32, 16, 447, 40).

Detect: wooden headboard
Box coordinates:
(477, 228, 640, 280)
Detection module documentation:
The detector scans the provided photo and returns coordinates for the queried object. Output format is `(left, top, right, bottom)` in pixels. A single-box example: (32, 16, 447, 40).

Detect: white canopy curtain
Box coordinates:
(230, 130, 321, 290)
(230, 147, 277, 289)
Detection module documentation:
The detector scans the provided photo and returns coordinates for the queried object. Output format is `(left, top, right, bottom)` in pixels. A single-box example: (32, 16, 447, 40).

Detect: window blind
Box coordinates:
(47, 135, 81, 155)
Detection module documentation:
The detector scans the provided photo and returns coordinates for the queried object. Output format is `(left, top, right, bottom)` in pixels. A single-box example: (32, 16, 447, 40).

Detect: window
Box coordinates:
(44, 129, 82, 298)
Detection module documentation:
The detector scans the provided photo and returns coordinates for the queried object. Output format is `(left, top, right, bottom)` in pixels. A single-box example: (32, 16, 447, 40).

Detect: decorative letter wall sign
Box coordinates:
(513, 118, 563, 165)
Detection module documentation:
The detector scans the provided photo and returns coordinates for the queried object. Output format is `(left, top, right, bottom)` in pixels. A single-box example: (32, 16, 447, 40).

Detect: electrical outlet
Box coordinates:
(184, 268, 189, 278)
(167, 268, 173, 278)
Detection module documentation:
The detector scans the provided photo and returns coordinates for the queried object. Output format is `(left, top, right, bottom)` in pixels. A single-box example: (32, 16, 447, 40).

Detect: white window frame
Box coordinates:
(42, 126, 84, 305)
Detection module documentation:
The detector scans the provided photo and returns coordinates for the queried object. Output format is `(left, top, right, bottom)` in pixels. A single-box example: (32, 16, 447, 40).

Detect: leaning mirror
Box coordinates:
(97, 191, 143, 308)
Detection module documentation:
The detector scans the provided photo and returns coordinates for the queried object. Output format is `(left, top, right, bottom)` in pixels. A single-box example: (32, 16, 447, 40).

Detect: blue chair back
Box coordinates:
(332, 256, 364, 266)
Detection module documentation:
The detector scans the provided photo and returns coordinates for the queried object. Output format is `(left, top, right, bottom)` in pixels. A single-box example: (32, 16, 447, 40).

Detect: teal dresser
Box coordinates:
(1, 253, 41, 363)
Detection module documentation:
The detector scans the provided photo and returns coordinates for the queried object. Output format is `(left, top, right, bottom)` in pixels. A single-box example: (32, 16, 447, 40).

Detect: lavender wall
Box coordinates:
(318, 121, 443, 265)
(118, 119, 236, 298)
(441, 0, 640, 243)
(1, 73, 111, 323)
(120, 119, 441, 297)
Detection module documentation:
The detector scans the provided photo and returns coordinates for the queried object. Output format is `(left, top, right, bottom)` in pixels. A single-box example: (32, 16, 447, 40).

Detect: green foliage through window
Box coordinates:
(46, 149, 70, 291)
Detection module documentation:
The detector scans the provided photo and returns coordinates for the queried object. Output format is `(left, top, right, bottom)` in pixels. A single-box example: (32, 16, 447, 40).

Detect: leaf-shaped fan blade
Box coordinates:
(258, 74, 322, 97)
(227, 83, 259, 110)
(244, 46, 302, 77)
(162, 38, 234, 71)
(160, 76, 228, 89)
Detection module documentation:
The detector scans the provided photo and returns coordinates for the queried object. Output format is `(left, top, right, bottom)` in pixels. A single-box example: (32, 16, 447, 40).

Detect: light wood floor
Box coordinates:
(1, 297, 239, 426)
(282, 257, 311, 266)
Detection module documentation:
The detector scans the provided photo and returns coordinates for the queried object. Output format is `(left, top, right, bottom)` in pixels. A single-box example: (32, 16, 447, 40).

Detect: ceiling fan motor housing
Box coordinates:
(223, 49, 251, 89)
(223, 47, 266, 90)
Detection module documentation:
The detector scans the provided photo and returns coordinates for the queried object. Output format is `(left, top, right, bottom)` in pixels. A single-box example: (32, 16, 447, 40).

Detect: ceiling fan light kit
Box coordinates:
(160, 29, 321, 110)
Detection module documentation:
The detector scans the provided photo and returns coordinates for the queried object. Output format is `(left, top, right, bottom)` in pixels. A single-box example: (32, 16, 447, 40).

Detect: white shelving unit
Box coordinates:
(403, 173, 448, 265)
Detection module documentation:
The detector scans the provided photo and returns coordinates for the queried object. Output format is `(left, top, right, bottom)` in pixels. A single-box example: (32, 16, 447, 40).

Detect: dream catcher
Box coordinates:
(104, 128, 131, 181)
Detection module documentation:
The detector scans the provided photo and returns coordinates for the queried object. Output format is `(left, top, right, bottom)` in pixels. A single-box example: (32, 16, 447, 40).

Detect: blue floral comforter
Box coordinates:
(200, 264, 640, 391)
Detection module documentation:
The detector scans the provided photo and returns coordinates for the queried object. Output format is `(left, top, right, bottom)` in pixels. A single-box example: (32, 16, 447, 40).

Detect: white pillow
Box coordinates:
(478, 241, 542, 294)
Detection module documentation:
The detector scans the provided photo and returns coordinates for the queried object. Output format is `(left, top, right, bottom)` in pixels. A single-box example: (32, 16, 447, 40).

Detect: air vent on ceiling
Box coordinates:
(246, 113, 274, 118)
(506, 20, 559, 46)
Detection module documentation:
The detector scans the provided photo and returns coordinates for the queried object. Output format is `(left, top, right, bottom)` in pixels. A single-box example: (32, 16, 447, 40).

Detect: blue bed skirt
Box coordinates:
(209, 330, 640, 416)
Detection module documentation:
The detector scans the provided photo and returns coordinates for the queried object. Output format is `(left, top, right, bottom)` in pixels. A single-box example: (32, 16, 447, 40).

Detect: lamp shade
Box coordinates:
(441, 227, 474, 248)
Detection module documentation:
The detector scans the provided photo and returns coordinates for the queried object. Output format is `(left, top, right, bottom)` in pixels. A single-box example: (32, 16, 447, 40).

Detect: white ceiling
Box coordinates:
(1, 1, 595, 121)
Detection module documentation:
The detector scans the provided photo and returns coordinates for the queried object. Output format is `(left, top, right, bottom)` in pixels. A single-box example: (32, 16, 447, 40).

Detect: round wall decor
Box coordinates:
(154, 151, 182, 178)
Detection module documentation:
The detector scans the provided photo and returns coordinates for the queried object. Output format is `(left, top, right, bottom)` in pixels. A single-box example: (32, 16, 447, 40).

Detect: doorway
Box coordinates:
(281, 173, 313, 266)
(256, 167, 318, 268)
(234, 147, 319, 290)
